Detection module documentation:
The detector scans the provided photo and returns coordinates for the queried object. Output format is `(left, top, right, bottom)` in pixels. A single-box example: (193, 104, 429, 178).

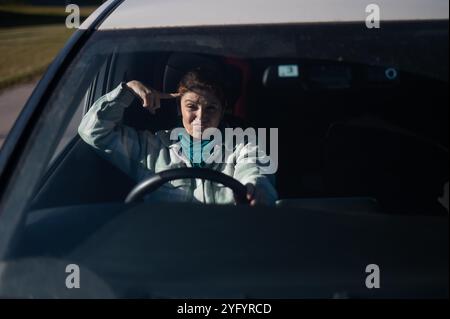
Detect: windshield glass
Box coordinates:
(18, 23, 450, 211)
(0, 22, 448, 298)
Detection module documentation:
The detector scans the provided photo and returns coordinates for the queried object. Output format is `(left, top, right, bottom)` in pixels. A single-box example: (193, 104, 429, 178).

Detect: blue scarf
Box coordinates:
(178, 131, 213, 168)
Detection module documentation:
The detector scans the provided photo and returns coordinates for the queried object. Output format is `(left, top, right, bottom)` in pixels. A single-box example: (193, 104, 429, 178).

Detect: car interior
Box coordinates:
(27, 50, 449, 216)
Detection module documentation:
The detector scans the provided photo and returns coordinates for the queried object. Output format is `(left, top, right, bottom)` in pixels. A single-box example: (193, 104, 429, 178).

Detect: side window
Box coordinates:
(49, 56, 111, 164)
(86, 53, 112, 111)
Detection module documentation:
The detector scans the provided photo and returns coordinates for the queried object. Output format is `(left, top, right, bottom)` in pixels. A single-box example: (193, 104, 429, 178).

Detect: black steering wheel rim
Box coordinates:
(125, 168, 249, 204)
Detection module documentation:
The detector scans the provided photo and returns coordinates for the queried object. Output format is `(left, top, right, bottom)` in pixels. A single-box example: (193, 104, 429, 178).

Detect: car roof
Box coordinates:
(81, 0, 449, 30)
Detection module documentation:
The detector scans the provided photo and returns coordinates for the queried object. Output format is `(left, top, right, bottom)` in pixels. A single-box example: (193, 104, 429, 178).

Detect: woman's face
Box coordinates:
(180, 90, 223, 139)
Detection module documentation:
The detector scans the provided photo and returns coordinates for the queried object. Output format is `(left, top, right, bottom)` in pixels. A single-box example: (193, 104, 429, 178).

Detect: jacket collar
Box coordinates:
(158, 124, 235, 168)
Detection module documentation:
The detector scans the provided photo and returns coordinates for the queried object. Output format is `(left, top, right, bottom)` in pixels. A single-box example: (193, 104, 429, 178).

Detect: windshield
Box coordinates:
(0, 22, 448, 298)
(16, 23, 450, 210)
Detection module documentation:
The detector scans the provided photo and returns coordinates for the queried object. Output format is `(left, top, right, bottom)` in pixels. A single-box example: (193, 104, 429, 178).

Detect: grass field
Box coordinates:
(0, 25, 73, 89)
(0, 4, 97, 17)
(0, 5, 97, 90)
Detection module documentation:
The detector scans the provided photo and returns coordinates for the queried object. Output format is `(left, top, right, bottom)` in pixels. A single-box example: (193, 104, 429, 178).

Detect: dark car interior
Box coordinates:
(28, 50, 449, 216)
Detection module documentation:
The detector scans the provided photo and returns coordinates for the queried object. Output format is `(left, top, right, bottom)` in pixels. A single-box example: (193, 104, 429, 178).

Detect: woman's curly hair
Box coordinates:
(177, 67, 228, 109)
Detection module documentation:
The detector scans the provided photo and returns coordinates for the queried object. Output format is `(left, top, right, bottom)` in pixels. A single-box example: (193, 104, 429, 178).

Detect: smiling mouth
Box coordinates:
(193, 123, 209, 128)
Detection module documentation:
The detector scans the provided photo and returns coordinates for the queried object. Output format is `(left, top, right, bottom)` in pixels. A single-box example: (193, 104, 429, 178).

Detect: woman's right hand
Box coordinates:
(126, 80, 180, 114)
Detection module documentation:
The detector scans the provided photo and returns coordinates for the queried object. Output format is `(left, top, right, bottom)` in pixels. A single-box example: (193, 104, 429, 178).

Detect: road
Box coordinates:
(0, 81, 38, 148)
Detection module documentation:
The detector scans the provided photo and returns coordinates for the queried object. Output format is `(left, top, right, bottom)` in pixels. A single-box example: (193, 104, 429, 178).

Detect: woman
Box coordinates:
(78, 68, 277, 205)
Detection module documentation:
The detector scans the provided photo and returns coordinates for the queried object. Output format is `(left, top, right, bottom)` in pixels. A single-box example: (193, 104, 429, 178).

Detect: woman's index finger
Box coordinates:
(159, 92, 181, 99)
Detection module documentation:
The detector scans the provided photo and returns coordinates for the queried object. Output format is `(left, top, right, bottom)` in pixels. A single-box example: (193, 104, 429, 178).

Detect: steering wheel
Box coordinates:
(125, 168, 249, 204)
